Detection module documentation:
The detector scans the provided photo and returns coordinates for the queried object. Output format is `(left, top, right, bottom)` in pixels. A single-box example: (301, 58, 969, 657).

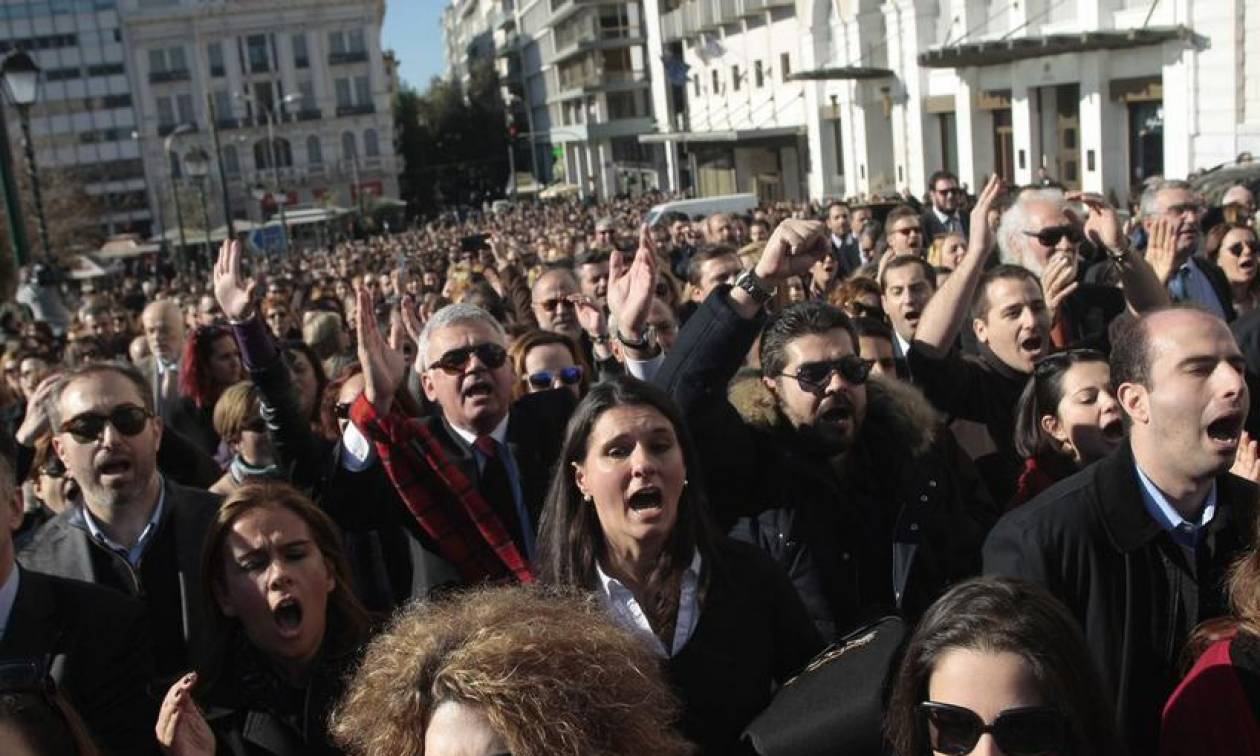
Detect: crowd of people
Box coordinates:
(0, 170, 1259, 755)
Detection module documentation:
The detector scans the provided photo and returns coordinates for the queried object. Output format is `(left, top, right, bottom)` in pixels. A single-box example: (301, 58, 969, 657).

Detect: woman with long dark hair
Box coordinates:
(886, 576, 1124, 756)
(537, 376, 822, 753)
(1011, 349, 1125, 506)
(156, 482, 371, 756)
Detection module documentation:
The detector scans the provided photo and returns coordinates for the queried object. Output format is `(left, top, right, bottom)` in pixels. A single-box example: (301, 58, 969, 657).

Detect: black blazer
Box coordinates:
(1184, 257, 1235, 322)
(17, 480, 222, 678)
(831, 236, 863, 279)
(0, 567, 157, 755)
(983, 442, 1257, 753)
(920, 208, 969, 242)
(1232, 308, 1260, 437)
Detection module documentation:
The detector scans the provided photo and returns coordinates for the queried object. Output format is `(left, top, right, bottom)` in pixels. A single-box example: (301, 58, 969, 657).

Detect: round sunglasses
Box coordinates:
(523, 366, 584, 391)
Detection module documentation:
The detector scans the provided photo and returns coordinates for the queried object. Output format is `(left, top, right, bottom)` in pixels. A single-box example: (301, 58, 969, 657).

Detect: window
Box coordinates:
(335, 78, 352, 107)
(754, 60, 764, 88)
(341, 131, 357, 160)
(169, 151, 182, 179)
(254, 138, 292, 170)
(169, 46, 187, 72)
(364, 129, 380, 157)
(731, 64, 740, 92)
(223, 145, 240, 176)
(253, 81, 275, 117)
(348, 29, 366, 54)
(208, 42, 225, 76)
(354, 75, 370, 105)
(292, 33, 309, 69)
(693, 75, 700, 97)
(212, 90, 232, 120)
(780, 52, 790, 81)
(298, 80, 315, 112)
(307, 135, 323, 165)
(247, 34, 270, 73)
(176, 94, 194, 124)
(711, 70, 719, 94)
(329, 31, 347, 56)
(156, 96, 174, 126)
(148, 48, 167, 73)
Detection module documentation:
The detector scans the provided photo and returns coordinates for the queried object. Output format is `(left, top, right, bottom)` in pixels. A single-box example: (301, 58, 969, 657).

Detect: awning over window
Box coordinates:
(638, 126, 805, 144)
(918, 25, 1193, 68)
(785, 66, 894, 81)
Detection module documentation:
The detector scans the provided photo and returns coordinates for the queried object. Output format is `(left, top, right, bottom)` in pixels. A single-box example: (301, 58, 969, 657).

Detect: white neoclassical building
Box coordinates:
(120, 0, 400, 233)
(643, 0, 1260, 202)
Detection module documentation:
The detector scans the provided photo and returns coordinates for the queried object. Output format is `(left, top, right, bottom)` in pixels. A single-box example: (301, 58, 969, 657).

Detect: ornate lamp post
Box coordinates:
(1, 50, 48, 260)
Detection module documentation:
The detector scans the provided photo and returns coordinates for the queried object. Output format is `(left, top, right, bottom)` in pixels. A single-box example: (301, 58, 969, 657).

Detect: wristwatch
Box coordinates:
(616, 328, 651, 350)
(735, 269, 777, 306)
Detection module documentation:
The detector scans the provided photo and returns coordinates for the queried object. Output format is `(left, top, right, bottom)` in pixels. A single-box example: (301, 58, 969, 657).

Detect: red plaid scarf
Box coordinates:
(351, 397, 534, 585)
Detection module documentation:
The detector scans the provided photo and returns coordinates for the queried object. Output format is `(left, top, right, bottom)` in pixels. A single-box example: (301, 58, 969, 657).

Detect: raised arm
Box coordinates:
(1067, 191, 1169, 314)
(913, 175, 1004, 358)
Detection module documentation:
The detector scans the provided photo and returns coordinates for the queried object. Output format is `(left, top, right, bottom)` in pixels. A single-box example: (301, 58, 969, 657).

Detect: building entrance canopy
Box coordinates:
(918, 25, 1193, 68)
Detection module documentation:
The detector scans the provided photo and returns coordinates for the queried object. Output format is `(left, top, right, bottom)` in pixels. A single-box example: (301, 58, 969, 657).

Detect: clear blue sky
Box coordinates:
(383, 0, 449, 91)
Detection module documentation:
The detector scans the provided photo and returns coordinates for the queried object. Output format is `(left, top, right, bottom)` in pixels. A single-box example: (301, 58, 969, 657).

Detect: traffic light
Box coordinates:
(506, 112, 520, 140)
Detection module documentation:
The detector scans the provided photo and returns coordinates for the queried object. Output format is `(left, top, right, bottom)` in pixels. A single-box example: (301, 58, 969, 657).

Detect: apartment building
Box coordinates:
(644, 0, 1260, 202)
(0, 0, 150, 239)
(447, 0, 663, 200)
(120, 0, 399, 233)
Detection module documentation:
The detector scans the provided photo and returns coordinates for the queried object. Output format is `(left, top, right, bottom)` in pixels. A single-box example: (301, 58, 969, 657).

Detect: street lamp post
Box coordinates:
(204, 93, 235, 241)
(184, 145, 212, 268)
(1, 51, 50, 261)
(164, 123, 194, 273)
(132, 130, 168, 259)
(237, 91, 298, 253)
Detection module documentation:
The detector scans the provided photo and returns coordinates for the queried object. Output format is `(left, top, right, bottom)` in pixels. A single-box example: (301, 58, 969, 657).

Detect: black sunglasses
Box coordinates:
(428, 343, 508, 373)
(919, 702, 1066, 756)
(1227, 240, 1259, 256)
(333, 402, 353, 420)
(1023, 225, 1084, 248)
(61, 405, 152, 443)
(779, 355, 873, 395)
(524, 366, 583, 390)
(537, 297, 576, 312)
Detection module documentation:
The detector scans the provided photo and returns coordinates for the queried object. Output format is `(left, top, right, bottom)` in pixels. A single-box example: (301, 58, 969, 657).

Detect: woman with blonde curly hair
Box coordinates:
(329, 585, 693, 756)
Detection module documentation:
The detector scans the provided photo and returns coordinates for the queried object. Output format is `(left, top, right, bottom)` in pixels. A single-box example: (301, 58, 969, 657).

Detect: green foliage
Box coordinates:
(394, 59, 511, 215)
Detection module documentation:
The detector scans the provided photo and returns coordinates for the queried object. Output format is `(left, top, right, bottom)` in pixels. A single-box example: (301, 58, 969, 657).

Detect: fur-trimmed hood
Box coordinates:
(728, 370, 941, 459)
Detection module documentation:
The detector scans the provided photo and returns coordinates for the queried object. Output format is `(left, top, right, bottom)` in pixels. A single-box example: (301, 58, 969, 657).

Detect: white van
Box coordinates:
(644, 193, 759, 227)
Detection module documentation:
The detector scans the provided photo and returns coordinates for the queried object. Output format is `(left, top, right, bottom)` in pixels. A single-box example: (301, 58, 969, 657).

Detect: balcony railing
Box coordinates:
(216, 117, 241, 130)
(329, 50, 369, 65)
(149, 69, 190, 84)
(335, 103, 376, 117)
(295, 109, 322, 122)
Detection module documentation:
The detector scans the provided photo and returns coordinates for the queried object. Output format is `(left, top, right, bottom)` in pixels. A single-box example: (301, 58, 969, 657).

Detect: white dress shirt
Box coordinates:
(597, 551, 702, 657)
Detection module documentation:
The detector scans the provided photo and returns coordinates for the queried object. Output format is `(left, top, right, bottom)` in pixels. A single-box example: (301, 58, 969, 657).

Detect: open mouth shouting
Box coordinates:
(1100, 416, 1126, 443)
(1018, 333, 1047, 361)
(272, 596, 304, 640)
(1206, 411, 1245, 454)
(461, 377, 495, 403)
(94, 454, 133, 484)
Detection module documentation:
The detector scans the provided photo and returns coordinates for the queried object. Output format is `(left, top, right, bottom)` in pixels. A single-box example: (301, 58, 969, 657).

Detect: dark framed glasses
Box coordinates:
(1023, 225, 1084, 248)
(524, 366, 584, 390)
(1227, 240, 1259, 256)
(428, 343, 508, 373)
(919, 702, 1066, 756)
(779, 355, 873, 395)
(61, 405, 152, 443)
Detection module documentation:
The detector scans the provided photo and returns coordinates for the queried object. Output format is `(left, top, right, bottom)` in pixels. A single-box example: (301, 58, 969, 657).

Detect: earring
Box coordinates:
(683, 479, 688, 488)
(582, 493, 593, 504)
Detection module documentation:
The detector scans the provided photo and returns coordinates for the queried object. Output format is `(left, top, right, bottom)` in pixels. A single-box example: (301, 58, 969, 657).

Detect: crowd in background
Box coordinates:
(0, 170, 1260, 755)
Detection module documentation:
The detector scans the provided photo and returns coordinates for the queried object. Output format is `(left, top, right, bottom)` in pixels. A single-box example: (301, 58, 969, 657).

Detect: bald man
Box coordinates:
(530, 268, 582, 341)
(139, 300, 186, 422)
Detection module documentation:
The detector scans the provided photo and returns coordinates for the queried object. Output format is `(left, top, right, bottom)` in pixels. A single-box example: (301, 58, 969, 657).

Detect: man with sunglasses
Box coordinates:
(18, 363, 222, 680)
(655, 219, 993, 642)
(352, 296, 574, 586)
(985, 307, 1256, 753)
(0, 451, 158, 754)
(921, 170, 969, 241)
(885, 206, 925, 258)
(1141, 179, 1233, 320)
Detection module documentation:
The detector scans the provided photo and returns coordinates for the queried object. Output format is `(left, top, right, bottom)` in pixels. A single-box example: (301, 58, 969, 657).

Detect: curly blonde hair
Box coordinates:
(330, 585, 693, 756)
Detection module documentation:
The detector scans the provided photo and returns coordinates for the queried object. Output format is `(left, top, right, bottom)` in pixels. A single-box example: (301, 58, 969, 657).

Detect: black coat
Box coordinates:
(907, 341, 1028, 504)
(667, 538, 823, 755)
(200, 631, 359, 756)
(920, 208, 969, 242)
(17, 479, 222, 679)
(1231, 307, 1260, 437)
(983, 442, 1257, 753)
(655, 288, 995, 641)
(1, 567, 157, 755)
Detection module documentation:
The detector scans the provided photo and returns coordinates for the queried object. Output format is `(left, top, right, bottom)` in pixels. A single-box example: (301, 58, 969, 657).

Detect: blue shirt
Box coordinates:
(1134, 463, 1217, 549)
(1170, 259, 1227, 319)
(78, 480, 167, 568)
